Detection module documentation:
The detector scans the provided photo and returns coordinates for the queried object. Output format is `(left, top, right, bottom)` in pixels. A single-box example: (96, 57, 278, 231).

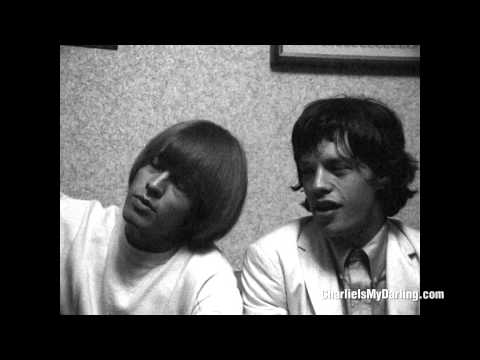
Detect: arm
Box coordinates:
(240, 243, 288, 315)
(60, 193, 90, 314)
(60, 193, 90, 252)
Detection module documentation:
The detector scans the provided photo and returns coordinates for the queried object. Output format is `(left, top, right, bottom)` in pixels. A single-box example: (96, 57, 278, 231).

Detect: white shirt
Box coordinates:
(327, 224, 388, 314)
(60, 193, 242, 315)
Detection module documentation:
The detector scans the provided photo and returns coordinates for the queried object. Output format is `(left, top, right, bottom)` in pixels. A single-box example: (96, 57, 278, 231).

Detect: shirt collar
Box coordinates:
(327, 223, 388, 283)
(362, 224, 388, 282)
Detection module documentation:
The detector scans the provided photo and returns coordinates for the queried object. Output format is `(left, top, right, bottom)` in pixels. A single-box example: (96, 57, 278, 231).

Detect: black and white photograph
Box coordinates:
(60, 44, 426, 315)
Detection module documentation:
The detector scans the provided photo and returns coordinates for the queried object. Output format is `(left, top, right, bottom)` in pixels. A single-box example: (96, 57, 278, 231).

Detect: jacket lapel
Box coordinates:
(386, 220, 420, 315)
(297, 220, 344, 315)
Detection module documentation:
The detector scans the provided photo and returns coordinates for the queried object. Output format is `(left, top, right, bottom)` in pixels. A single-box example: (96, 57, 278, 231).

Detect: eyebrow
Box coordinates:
(299, 156, 355, 169)
(325, 158, 354, 167)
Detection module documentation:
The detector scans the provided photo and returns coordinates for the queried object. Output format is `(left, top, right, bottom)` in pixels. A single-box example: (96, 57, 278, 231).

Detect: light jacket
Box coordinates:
(240, 217, 420, 315)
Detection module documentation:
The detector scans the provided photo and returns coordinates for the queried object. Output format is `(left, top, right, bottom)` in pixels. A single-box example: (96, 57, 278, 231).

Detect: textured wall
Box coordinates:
(60, 45, 420, 270)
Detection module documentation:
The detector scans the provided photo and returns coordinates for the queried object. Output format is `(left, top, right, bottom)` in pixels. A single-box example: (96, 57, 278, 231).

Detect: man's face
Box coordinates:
(122, 156, 192, 251)
(299, 140, 384, 243)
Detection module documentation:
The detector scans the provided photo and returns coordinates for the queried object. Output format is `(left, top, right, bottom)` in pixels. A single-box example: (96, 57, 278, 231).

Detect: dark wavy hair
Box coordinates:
(128, 120, 248, 251)
(291, 96, 418, 217)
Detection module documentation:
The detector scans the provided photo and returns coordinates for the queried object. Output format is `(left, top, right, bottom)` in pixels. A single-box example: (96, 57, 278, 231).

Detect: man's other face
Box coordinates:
(299, 140, 384, 242)
(122, 156, 192, 249)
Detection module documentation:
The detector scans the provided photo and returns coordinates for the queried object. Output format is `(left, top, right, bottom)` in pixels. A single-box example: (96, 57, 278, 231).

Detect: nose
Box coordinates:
(311, 167, 332, 196)
(146, 171, 170, 198)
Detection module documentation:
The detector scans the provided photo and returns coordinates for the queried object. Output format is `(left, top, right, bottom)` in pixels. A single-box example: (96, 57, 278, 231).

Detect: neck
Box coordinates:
(325, 212, 386, 249)
(124, 223, 177, 253)
(347, 220, 385, 248)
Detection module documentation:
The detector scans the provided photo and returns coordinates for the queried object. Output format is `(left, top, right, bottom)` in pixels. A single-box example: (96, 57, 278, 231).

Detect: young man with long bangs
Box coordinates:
(61, 120, 247, 315)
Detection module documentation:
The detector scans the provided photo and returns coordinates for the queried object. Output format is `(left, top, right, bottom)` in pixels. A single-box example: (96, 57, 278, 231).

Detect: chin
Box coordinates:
(122, 205, 146, 229)
(315, 217, 350, 238)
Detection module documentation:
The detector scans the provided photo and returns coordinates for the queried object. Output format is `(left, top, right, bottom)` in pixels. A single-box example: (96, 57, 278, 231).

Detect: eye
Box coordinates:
(166, 172, 187, 192)
(330, 165, 352, 176)
(150, 156, 165, 170)
(174, 182, 187, 193)
(300, 167, 315, 176)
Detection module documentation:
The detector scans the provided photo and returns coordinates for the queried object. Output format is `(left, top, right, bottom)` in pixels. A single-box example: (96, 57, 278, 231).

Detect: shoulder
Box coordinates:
(250, 217, 308, 252)
(388, 218, 419, 239)
(178, 247, 241, 315)
(178, 247, 239, 297)
(184, 247, 235, 276)
(244, 217, 309, 266)
(387, 218, 420, 254)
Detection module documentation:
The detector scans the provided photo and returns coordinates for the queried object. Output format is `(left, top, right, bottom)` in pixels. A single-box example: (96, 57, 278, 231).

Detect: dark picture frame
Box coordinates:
(63, 45, 118, 50)
(270, 45, 419, 76)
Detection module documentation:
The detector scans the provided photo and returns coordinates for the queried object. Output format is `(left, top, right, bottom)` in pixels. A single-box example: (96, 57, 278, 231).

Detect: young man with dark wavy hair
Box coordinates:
(61, 120, 247, 314)
(241, 96, 420, 315)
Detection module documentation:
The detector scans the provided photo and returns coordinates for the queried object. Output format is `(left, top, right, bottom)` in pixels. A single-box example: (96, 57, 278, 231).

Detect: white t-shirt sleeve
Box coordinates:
(60, 193, 94, 313)
(60, 193, 91, 252)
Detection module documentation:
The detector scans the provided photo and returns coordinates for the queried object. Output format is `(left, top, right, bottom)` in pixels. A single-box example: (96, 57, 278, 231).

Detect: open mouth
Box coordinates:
(314, 201, 342, 212)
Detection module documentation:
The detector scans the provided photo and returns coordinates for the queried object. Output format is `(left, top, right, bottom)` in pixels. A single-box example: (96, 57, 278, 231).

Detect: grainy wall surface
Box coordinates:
(60, 45, 420, 270)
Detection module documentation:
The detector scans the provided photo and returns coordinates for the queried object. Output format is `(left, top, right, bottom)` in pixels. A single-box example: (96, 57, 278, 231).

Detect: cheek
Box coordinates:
(177, 200, 193, 221)
(344, 181, 377, 211)
(154, 207, 190, 231)
(157, 195, 192, 221)
(130, 172, 147, 192)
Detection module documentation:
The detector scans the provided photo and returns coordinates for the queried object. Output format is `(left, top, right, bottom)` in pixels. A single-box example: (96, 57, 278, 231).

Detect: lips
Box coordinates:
(313, 200, 342, 212)
(133, 195, 155, 212)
